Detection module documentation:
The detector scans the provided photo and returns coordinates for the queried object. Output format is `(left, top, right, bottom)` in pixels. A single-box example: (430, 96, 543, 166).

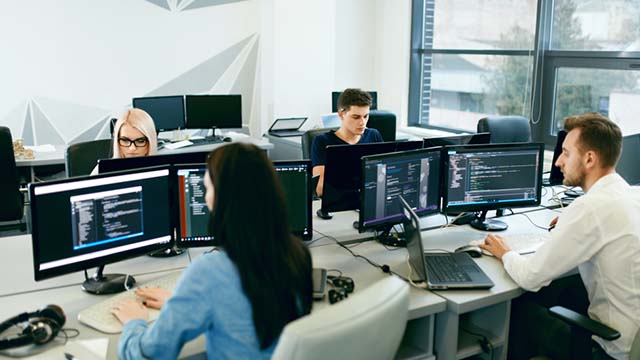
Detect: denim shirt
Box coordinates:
(118, 250, 275, 359)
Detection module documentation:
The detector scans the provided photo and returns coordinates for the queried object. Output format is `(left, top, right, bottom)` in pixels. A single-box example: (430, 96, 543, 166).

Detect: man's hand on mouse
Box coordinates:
(479, 234, 512, 261)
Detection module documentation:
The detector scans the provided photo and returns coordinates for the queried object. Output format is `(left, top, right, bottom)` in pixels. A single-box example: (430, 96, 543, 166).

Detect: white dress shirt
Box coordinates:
(502, 173, 640, 359)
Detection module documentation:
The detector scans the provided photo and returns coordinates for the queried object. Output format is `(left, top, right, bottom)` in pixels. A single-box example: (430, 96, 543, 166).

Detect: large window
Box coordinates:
(410, 0, 640, 144)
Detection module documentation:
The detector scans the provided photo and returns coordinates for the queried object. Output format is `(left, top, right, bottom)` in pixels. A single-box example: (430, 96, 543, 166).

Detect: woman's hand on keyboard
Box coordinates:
(135, 287, 172, 310)
(112, 298, 149, 325)
(479, 234, 512, 261)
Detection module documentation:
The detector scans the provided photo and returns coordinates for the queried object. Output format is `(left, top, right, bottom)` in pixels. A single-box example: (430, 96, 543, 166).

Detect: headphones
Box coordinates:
(327, 275, 355, 304)
(0, 305, 65, 350)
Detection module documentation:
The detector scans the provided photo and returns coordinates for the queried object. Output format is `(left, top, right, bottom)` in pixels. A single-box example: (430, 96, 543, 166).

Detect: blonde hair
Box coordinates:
(112, 108, 158, 158)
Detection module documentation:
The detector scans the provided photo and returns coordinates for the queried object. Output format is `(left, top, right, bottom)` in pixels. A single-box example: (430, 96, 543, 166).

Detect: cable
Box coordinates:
(57, 328, 80, 344)
(517, 212, 549, 230)
(460, 327, 494, 360)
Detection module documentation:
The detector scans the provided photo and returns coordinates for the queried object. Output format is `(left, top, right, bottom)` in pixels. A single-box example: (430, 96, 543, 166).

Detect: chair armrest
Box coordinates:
(549, 306, 621, 341)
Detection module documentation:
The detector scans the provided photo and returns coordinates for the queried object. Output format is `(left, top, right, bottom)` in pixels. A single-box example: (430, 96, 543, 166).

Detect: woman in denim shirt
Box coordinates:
(112, 143, 313, 359)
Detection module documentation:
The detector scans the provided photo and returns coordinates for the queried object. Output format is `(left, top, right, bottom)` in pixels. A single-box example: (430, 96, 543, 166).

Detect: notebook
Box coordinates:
(268, 117, 308, 137)
(400, 196, 494, 290)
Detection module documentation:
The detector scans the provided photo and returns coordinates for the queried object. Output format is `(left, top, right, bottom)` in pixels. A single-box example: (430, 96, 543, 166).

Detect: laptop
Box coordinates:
(321, 113, 341, 128)
(400, 196, 494, 290)
(268, 117, 308, 137)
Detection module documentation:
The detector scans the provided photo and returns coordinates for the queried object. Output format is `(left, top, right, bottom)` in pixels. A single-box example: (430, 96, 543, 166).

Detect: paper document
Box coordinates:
(24, 144, 56, 152)
(164, 140, 193, 150)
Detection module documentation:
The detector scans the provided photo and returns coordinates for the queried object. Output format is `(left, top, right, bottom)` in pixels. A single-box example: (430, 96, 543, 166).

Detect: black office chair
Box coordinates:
(302, 128, 334, 160)
(65, 139, 113, 177)
(367, 110, 396, 142)
(0, 127, 26, 231)
(477, 115, 531, 143)
(548, 306, 640, 359)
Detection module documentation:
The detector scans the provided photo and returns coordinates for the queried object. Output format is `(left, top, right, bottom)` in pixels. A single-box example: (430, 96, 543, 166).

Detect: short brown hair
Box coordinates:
(337, 88, 372, 112)
(563, 112, 622, 168)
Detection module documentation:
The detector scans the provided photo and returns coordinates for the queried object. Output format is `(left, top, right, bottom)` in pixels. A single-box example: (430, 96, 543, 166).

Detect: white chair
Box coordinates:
(272, 276, 410, 360)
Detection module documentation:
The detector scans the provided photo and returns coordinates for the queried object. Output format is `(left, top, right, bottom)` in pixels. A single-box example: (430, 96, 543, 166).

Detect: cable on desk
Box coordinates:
(405, 254, 427, 290)
(57, 328, 80, 344)
(517, 212, 549, 231)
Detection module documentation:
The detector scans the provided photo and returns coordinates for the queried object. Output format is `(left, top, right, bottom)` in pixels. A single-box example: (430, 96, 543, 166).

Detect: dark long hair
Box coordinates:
(207, 143, 313, 349)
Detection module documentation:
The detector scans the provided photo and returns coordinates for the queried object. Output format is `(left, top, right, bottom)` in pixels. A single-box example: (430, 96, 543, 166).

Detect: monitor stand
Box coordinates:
(148, 246, 185, 258)
(470, 210, 508, 231)
(207, 126, 224, 142)
(82, 265, 135, 295)
(374, 224, 406, 247)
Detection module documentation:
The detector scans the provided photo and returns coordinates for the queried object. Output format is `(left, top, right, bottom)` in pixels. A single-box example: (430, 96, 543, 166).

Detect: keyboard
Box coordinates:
(78, 271, 182, 334)
(425, 255, 471, 283)
(470, 232, 551, 255)
(189, 136, 224, 145)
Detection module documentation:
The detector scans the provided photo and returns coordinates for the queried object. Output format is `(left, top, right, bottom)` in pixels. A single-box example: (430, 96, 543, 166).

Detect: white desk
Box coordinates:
(15, 145, 67, 183)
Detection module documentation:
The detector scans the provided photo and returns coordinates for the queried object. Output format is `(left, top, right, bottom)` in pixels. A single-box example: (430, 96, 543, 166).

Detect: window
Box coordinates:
(410, 0, 640, 144)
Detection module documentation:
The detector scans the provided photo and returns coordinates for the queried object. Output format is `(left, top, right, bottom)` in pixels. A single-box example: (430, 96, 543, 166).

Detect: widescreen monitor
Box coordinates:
(617, 133, 640, 186)
(359, 148, 441, 240)
(442, 143, 544, 231)
(185, 94, 242, 129)
(545, 130, 568, 186)
(321, 142, 397, 214)
(331, 91, 378, 113)
(29, 167, 173, 294)
(174, 160, 313, 248)
(132, 95, 186, 132)
(422, 132, 491, 148)
(98, 151, 210, 174)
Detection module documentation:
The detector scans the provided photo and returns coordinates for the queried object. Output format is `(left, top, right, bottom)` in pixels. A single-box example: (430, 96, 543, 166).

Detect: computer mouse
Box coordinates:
(454, 245, 483, 258)
(223, 137, 232, 142)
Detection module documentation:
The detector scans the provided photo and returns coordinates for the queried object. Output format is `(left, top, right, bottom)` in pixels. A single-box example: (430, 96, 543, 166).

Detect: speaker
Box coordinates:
(0, 305, 65, 350)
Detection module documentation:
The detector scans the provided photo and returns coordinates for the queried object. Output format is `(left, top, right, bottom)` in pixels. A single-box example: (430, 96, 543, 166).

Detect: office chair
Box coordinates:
(301, 128, 334, 160)
(65, 139, 112, 177)
(368, 110, 397, 142)
(477, 115, 532, 143)
(272, 276, 409, 360)
(548, 306, 640, 359)
(0, 127, 26, 231)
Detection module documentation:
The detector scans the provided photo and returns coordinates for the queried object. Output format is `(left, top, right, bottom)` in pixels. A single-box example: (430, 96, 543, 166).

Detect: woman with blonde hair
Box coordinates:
(90, 108, 158, 175)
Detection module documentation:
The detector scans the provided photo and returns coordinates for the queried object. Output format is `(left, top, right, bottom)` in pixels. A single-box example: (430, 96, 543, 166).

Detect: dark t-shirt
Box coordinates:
(310, 128, 384, 166)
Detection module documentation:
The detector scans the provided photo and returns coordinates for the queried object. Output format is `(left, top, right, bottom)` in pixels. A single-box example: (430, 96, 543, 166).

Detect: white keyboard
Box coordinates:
(78, 271, 182, 334)
(470, 232, 551, 256)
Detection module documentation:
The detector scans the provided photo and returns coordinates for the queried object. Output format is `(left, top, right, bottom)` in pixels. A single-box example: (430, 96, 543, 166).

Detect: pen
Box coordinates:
(548, 224, 556, 232)
(64, 352, 78, 360)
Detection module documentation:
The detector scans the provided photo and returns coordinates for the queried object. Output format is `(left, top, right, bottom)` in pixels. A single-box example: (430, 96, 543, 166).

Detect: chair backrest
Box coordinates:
(368, 110, 397, 142)
(477, 116, 532, 143)
(272, 276, 410, 360)
(0, 127, 23, 221)
(65, 139, 113, 177)
(302, 128, 334, 160)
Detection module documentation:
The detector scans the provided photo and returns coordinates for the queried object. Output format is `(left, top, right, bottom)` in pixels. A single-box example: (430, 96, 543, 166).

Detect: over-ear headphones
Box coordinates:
(0, 305, 65, 350)
(327, 275, 355, 304)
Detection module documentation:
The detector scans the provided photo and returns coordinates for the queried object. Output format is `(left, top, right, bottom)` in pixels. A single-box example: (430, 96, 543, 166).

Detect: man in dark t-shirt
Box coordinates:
(311, 88, 383, 196)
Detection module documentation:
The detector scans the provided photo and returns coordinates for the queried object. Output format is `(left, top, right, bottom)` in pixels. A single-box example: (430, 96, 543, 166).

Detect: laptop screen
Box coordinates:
(269, 118, 307, 132)
(400, 196, 427, 282)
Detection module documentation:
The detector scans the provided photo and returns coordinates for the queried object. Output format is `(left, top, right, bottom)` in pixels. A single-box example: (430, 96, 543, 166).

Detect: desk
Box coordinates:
(15, 145, 67, 183)
(1, 203, 562, 359)
(158, 136, 273, 156)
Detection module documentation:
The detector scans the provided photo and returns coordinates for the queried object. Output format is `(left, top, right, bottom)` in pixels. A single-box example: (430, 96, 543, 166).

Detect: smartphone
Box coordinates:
(312, 268, 327, 300)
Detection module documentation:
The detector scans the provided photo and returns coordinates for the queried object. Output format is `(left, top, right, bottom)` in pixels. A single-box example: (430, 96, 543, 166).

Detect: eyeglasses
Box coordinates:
(118, 137, 148, 148)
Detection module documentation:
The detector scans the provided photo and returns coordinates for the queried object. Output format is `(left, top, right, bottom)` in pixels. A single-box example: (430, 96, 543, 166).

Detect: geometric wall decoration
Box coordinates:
(144, 0, 171, 11)
(230, 35, 260, 126)
(181, 0, 248, 11)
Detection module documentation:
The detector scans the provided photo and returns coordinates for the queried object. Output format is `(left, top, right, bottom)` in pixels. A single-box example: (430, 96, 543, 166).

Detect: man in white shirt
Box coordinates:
(481, 112, 640, 360)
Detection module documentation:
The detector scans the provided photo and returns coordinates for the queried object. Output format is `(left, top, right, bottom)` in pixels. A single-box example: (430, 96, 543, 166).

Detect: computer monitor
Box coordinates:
(185, 94, 242, 130)
(274, 160, 313, 241)
(422, 132, 491, 148)
(98, 151, 210, 174)
(321, 142, 397, 214)
(395, 140, 424, 152)
(175, 164, 213, 247)
(29, 167, 173, 294)
(359, 148, 441, 244)
(545, 130, 568, 186)
(617, 133, 640, 186)
(174, 160, 313, 248)
(132, 95, 186, 132)
(331, 91, 378, 113)
(442, 143, 544, 231)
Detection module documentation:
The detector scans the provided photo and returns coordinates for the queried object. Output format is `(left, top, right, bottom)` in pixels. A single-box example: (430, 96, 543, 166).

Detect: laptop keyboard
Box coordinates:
(425, 254, 472, 283)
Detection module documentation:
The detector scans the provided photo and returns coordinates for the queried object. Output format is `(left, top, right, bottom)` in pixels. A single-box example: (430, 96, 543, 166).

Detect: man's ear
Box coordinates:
(584, 150, 597, 169)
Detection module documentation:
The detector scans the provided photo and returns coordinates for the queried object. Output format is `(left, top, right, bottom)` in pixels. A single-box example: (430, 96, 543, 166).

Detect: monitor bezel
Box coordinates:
(273, 159, 314, 241)
(442, 142, 544, 213)
(29, 166, 174, 281)
(184, 94, 243, 129)
(358, 147, 442, 232)
(132, 95, 186, 132)
(422, 132, 491, 148)
(97, 151, 211, 175)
